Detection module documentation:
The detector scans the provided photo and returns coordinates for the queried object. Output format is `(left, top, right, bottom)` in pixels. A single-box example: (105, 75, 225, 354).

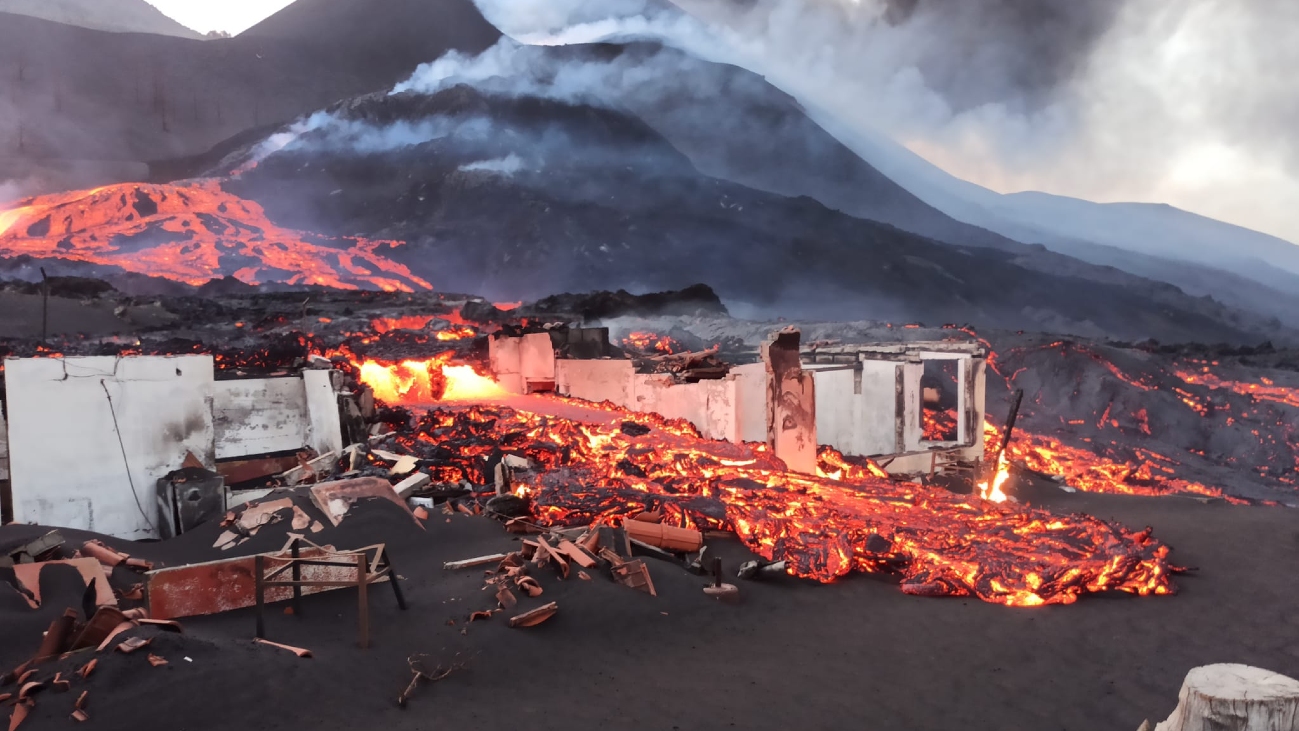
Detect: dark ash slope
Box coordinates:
(226, 85, 1290, 344)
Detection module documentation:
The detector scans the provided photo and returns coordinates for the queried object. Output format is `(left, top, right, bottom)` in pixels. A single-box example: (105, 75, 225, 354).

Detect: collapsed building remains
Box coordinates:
(489, 328, 986, 478)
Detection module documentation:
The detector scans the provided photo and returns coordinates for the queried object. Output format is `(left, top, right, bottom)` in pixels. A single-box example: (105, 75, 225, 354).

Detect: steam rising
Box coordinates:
(470, 0, 1299, 245)
(460, 153, 525, 175)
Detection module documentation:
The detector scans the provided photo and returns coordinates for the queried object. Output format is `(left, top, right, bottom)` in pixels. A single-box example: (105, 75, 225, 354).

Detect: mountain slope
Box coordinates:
(0, 1, 500, 196)
(0, 0, 202, 37)
(240, 0, 501, 83)
(378, 40, 1294, 329)
(744, 42, 1299, 304)
(220, 84, 1293, 345)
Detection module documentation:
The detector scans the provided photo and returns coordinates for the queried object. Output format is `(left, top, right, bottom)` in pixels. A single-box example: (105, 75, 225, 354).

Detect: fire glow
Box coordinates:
(983, 423, 1224, 499)
(356, 355, 505, 403)
(0, 181, 432, 291)
(622, 331, 684, 354)
(390, 405, 1177, 607)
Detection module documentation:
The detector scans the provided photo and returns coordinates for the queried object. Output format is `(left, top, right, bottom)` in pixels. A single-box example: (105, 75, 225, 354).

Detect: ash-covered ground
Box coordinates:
(3, 279, 1299, 731)
(2, 480, 1298, 731)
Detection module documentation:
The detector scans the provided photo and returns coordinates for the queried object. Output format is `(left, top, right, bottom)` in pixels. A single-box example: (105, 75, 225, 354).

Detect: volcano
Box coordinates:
(215, 74, 1291, 346)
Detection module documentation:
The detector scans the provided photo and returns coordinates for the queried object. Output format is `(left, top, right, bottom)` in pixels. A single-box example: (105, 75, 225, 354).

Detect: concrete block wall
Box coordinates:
(3, 356, 345, 538)
(5, 355, 217, 539)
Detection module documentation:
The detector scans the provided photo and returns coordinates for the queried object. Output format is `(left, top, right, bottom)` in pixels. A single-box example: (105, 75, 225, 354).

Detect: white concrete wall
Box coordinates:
(213, 378, 310, 459)
(731, 363, 768, 444)
(520, 333, 556, 387)
(303, 370, 344, 456)
(489, 336, 521, 392)
(809, 362, 906, 459)
(212, 372, 342, 459)
(901, 362, 924, 453)
(0, 403, 9, 481)
(5, 355, 215, 539)
(555, 359, 635, 406)
(631, 375, 738, 442)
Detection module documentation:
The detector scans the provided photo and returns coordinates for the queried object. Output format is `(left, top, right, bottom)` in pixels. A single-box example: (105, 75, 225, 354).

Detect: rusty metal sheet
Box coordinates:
(144, 545, 361, 619)
(308, 476, 413, 527)
(11, 558, 117, 609)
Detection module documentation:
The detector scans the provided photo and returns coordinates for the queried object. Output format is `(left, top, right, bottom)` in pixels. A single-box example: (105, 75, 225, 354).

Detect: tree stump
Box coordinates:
(1154, 664, 1299, 731)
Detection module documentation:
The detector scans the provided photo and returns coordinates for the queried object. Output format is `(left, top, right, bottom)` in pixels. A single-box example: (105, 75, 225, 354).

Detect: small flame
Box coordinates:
(978, 453, 1011, 503)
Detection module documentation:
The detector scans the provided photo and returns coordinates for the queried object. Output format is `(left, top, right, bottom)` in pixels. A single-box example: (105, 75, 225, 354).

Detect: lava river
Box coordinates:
(0, 180, 431, 291)
(350, 358, 1177, 607)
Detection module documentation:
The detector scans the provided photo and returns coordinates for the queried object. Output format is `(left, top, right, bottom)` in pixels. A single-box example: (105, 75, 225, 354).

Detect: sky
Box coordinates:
(143, 0, 294, 34)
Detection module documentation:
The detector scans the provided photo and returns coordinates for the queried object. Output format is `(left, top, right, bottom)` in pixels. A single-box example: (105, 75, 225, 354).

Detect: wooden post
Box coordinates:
(1152, 664, 1299, 731)
(356, 552, 369, 649)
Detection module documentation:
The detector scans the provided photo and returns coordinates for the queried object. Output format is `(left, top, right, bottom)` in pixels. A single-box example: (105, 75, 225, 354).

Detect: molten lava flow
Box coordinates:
(371, 316, 435, 333)
(493, 301, 523, 311)
(387, 404, 1177, 607)
(922, 408, 959, 442)
(1177, 366, 1299, 409)
(0, 181, 432, 291)
(437, 327, 477, 341)
(984, 423, 1222, 498)
(622, 331, 684, 355)
(354, 354, 504, 403)
(817, 446, 890, 481)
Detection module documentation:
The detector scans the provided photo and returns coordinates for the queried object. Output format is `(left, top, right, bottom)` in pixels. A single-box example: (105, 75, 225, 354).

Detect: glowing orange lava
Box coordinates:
(0, 181, 432, 291)
(356, 355, 504, 403)
(390, 404, 1177, 607)
(978, 452, 1011, 502)
(371, 316, 435, 333)
(621, 331, 684, 355)
(985, 422, 1222, 499)
(1177, 367, 1299, 409)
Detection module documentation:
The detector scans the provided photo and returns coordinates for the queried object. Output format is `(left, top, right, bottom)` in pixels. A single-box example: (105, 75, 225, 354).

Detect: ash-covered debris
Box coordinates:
(523, 284, 728, 322)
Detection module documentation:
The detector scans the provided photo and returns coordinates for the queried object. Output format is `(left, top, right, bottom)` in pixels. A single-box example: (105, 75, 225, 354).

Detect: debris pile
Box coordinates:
(1, 532, 174, 729)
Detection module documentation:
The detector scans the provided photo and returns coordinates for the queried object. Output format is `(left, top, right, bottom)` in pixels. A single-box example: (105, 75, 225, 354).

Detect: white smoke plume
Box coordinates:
(468, 0, 1299, 245)
(459, 153, 525, 175)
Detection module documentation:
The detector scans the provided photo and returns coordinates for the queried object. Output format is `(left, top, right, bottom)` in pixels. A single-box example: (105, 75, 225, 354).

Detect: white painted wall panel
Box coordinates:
(6, 355, 215, 539)
(303, 370, 343, 456)
(212, 378, 309, 459)
(631, 376, 738, 443)
(0, 404, 9, 481)
(520, 333, 556, 384)
(732, 363, 768, 444)
(859, 361, 902, 456)
(556, 359, 635, 407)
